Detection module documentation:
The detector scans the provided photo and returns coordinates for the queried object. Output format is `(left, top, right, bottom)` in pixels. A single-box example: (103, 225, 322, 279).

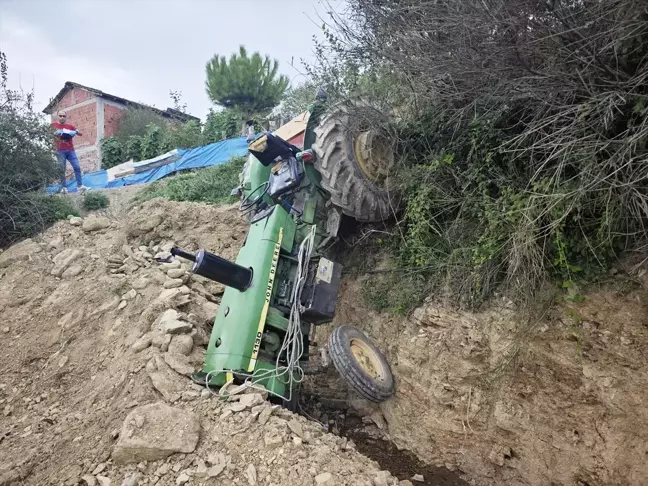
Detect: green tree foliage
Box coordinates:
(100, 137, 123, 169)
(205, 46, 289, 119)
(114, 107, 168, 141)
(311, 0, 648, 308)
(203, 109, 240, 143)
(0, 52, 75, 247)
(140, 124, 164, 160)
(125, 136, 143, 162)
(277, 82, 318, 121)
(167, 120, 202, 149)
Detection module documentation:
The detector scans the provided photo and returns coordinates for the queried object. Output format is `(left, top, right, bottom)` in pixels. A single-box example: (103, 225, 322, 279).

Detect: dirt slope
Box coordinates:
(0, 196, 403, 486)
(310, 275, 648, 486)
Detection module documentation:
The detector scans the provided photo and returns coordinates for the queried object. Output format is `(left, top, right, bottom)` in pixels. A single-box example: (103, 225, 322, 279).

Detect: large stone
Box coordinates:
(61, 264, 83, 279)
(132, 334, 152, 353)
(238, 393, 266, 410)
(168, 335, 193, 356)
(128, 214, 164, 236)
(163, 352, 195, 376)
(258, 407, 274, 425)
(163, 278, 184, 289)
(112, 402, 199, 464)
(51, 249, 83, 277)
(166, 269, 185, 279)
(82, 216, 111, 232)
(246, 464, 257, 485)
(132, 277, 150, 290)
(164, 320, 192, 335)
(315, 472, 333, 484)
(151, 333, 172, 352)
(146, 354, 185, 402)
(0, 239, 43, 268)
(48, 237, 64, 250)
(288, 419, 304, 438)
(201, 302, 219, 320)
(69, 216, 83, 226)
(153, 309, 191, 334)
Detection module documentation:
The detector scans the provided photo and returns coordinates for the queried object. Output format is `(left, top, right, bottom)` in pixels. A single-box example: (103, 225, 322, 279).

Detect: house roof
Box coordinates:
(43, 81, 200, 123)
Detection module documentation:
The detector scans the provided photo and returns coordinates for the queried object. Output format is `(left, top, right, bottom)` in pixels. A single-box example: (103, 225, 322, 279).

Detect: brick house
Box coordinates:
(43, 82, 199, 173)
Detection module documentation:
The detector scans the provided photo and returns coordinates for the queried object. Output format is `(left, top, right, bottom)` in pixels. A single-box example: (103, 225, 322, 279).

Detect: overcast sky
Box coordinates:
(0, 0, 339, 120)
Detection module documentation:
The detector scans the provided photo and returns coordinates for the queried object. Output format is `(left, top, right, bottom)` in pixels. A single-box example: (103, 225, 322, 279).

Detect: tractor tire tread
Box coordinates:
(328, 325, 395, 403)
(312, 109, 394, 222)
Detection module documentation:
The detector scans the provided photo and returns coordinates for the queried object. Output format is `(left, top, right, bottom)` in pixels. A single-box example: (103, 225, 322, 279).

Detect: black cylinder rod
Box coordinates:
(171, 247, 253, 292)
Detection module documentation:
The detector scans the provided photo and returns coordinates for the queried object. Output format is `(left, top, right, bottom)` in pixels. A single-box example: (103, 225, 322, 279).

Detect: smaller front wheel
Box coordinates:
(328, 325, 395, 403)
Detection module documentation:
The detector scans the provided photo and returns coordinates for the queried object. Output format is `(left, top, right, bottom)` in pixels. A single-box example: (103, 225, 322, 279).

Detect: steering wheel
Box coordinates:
(239, 181, 270, 213)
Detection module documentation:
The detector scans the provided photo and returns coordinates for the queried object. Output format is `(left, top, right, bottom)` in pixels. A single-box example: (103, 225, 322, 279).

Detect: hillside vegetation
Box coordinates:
(308, 0, 648, 309)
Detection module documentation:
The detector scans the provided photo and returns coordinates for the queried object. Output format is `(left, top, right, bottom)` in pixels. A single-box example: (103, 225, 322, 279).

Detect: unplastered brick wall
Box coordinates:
(104, 103, 125, 138)
(56, 87, 94, 111)
(64, 102, 98, 147)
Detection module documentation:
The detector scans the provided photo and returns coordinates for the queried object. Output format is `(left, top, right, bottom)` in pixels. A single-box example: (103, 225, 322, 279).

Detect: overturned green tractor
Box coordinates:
(172, 94, 397, 408)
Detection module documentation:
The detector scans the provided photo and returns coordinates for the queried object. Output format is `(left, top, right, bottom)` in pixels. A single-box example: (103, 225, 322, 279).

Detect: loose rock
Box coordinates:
(168, 335, 193, 356)
(62, 264, 83, 279)
(96, 476, 111, 486)
(246, 464, 257, 485)
(112, 402, 200, 464)
(163, 278, 184, 289)
(315, 472, 333, 484)
(163, 353, 194, 376)
(132, 334, 153, 353)
(81, 475, 97, 486)
(82, 217, 111, 232)
(132, 277, 150, 290)
(166, 268, 185, 279)
(121, 472, 139, 486)
(258, 407, 274, 425)
(122, 289, 137, 301)
(288, 419, 304, 438)
(69, 216, 83, 226)
(175, 472, 190, 485)
(51, 249, 83, 277)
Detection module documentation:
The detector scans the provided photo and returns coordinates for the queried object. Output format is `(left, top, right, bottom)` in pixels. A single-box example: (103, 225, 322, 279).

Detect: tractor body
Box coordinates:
(175, 97, 396, 405)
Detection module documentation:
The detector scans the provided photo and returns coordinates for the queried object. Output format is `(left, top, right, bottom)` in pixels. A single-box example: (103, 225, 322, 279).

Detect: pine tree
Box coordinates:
(205, 46, 289, 122)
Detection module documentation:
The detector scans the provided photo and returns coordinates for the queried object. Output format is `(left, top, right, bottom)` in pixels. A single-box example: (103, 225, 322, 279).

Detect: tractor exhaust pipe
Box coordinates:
(171, 247, 253, 292)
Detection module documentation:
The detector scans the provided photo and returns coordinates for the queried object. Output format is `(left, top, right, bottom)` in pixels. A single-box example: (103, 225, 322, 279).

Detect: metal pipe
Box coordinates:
(171, 247, 253, 292)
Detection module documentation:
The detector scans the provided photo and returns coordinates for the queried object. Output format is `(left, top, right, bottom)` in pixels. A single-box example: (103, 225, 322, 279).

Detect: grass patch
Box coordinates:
(361, 272, 428, 316)
(135, 156, 245, 205)
(82, 192, 110, 211)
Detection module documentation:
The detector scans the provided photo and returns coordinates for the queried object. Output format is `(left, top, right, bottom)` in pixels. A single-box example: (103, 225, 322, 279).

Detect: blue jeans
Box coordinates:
(56, 150, 83, 188)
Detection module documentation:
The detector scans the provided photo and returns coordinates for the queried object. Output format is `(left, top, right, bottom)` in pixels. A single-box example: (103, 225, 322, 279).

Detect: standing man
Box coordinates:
(51, 110, 90, 193)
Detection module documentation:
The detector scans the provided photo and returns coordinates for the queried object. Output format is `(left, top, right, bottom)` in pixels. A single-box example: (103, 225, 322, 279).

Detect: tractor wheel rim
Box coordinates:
(350, 338, 385, 381)
(353, 130, 393, 186)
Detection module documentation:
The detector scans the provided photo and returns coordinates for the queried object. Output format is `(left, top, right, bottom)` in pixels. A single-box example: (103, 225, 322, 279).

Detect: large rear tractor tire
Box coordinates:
(328, 325, 395, 403)
(312, 104, 399, 222)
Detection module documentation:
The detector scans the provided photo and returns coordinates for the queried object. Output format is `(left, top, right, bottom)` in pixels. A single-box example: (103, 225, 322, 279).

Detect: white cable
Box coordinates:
(203, 225, 318, 404)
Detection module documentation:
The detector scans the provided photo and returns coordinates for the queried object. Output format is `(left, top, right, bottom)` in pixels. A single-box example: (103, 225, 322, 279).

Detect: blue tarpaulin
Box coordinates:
(47, 136, 250, 193)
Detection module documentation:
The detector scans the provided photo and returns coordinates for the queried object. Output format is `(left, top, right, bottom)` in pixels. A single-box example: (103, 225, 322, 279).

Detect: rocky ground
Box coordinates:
(2, 189, 648, 486)
(304, 267, 648, 486)
(0, 196, 410, 486)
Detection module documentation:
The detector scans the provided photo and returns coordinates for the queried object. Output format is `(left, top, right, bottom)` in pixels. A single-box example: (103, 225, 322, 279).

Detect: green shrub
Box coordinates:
(5, 194, 77, 243)
(82, 192, 110, 211)
(135, 156, 246, 205)
(100, 137, 123, 169)
(125, 136, 143, 162)
(0, 51, 66, 248)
